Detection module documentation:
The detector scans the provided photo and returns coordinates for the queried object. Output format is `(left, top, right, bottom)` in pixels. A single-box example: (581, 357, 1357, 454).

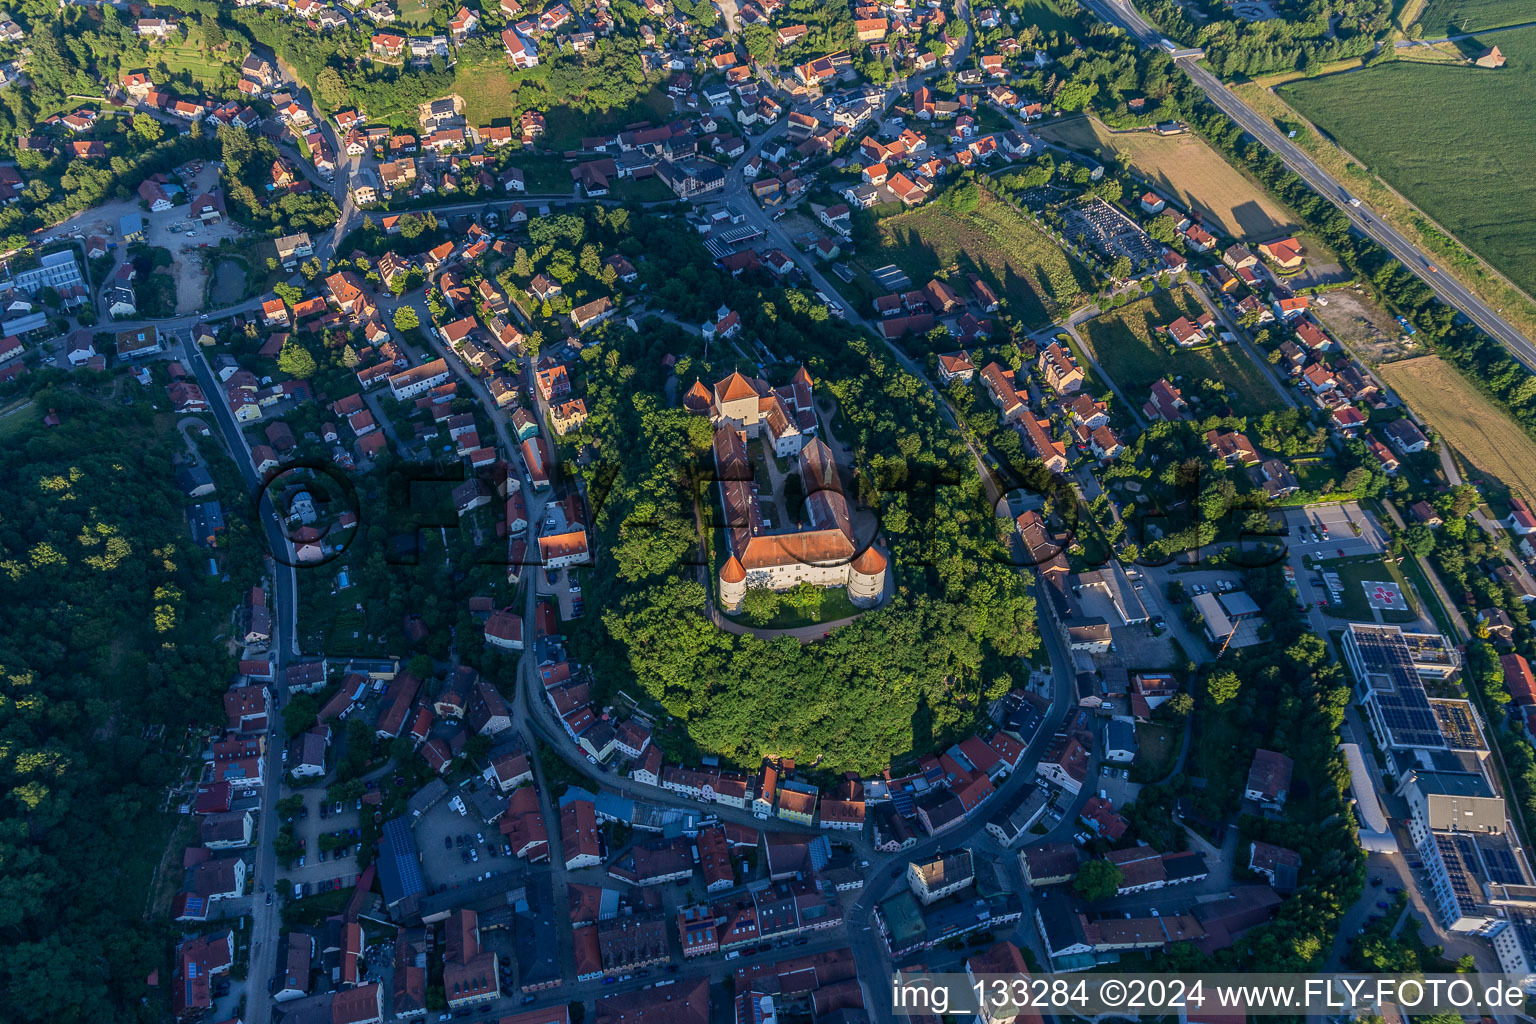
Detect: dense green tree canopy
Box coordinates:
(0, 377, 253, 1022)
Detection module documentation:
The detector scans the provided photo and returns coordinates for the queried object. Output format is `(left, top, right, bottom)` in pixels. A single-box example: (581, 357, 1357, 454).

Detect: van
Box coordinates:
(725, 950, 741, 960)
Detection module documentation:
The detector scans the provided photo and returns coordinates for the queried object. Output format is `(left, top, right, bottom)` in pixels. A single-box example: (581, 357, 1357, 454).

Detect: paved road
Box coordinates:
(1081, 0, 1536, 371)
(182, 330, 299, 1024)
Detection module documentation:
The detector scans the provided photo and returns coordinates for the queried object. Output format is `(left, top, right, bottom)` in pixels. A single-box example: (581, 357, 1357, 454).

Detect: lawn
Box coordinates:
(610, 176, 676, 202)
(1129, 721, 1181, 783)
(868, 190, 1094, 329)
(1316, 554, 1421, 624)
(1012, 0, 1079, 34)
(1077, 289, 1285, 413)
(1378, 355, 1536, 501)
(1415, 0, 1536, 34)
(453, 62, 517, 127)
(1399, 551, 1459, 636)
(156, 44, 231, 89)
(397, 0, 435, 28)
(518, 153, 576, 194)
(1036, 117, 1300, 241)
(750, 586, 862, 629)
(1280, 29, 1536, 296)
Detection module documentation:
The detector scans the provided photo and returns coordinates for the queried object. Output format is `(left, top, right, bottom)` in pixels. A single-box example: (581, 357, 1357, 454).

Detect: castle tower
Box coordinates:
(847, 546, 887, 607)
(719, 554, 748, 612)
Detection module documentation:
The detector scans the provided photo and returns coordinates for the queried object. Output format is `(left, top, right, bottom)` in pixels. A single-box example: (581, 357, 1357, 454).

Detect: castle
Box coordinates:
(689, 369, 888, 613)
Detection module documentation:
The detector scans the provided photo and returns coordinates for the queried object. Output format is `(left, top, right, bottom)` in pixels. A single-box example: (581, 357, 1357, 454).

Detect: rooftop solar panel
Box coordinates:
(1441, 835, 1479, 907)
(1482, 845, 1526, 886)
(1430, 700, 1487, 751)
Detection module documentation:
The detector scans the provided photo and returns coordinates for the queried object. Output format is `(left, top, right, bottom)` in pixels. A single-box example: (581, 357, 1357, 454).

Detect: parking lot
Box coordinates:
(1283, 501, 1386, 560)
(1090, 763, 1140, 807)
(285, 789, 364, 891)
(534, 565, 583, 620)
(415, 796, 522, 892)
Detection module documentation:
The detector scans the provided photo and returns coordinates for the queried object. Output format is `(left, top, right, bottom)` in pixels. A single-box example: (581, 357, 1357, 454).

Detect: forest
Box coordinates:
(1139, 0, 1394, 77)
(0, 372, 254, 1022)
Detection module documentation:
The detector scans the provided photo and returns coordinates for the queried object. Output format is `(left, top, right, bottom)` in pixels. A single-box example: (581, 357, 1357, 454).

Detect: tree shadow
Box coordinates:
(910, 691, 934, 755)
(1229, 198, 1289, 240)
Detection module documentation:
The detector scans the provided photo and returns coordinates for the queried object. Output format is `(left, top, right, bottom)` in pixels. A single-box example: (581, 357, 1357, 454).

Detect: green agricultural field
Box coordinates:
(1280, 28, 1536, 295)
(869, 192, 1094, 329)
(1079, 289, 1284, 412)
(0, 400, 40, 442)
(1415, 0, 1536, 35)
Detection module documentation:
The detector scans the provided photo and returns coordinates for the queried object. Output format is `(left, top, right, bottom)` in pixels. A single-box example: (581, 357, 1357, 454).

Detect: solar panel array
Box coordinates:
(1430, 700, 1487, 751)
(1357, 627, 1446, 749)
(379, 816, 425, 903)
(1438, 834, 1479, 910)
(1511, 910, 1536, 963)
(1378, 689, 1444, 749)
(1480, 840, 1526, 886)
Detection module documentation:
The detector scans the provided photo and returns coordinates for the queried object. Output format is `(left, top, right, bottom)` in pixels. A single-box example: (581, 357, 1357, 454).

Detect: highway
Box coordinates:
(1079, 0, 1536, 371)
